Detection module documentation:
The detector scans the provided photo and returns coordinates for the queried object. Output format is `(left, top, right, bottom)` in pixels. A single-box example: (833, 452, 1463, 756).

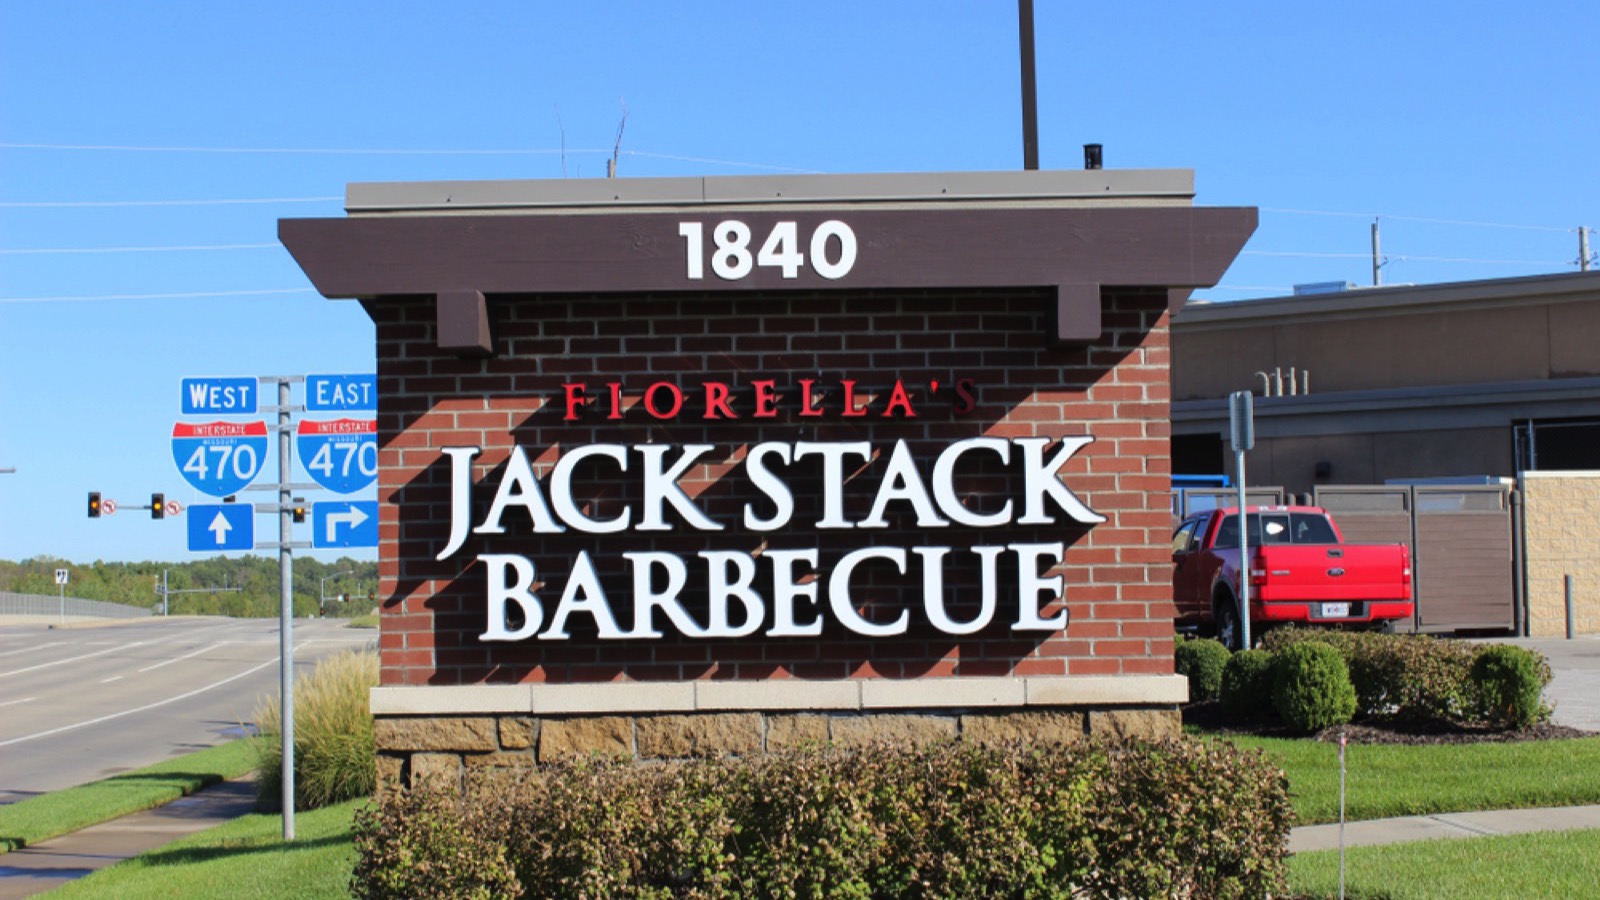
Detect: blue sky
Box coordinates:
(2, 1, 1596, 564)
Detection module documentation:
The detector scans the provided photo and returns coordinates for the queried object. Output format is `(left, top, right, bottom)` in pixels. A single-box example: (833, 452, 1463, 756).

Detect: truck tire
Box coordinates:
(1215, 593, 1243, 652)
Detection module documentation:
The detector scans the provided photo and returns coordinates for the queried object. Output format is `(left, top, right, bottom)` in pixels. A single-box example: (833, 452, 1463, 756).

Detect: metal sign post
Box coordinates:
(1228, 390, 1255, 649)
(55, 568, 68, 624)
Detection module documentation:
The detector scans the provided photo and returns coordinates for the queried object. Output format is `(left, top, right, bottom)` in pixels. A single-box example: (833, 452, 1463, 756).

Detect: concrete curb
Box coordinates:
(1290, 803, 1600, 854)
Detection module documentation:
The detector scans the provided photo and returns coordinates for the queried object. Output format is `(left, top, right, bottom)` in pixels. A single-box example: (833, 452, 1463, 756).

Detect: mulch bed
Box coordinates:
(1183, 701, 1596, 745)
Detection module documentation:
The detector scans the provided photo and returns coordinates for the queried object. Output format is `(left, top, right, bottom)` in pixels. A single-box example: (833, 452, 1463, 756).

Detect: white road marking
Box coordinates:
(0, 696, 37, 708)
(0, 641, 152, 679)
(0, 654, 289, 748)
(0, 640, 66, 659)
(137, 641, 231, 673)
(101, 675, 125, 683)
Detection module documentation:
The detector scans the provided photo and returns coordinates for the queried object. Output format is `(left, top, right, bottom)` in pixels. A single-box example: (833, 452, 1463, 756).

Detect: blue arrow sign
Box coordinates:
(297, 419, 377, 494)
(187, 504, 254, 552)
(172, 421, 269, 497)
(305, 373, 377, 412)
(181, 377, 257, 415)
(313, 500, 379, 549)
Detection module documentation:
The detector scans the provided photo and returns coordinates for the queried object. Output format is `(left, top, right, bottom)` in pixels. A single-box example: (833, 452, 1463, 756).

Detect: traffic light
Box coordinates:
(88, 491, 101, 518)
(292, 502, 307, 524)
(151, 493, 165, 519)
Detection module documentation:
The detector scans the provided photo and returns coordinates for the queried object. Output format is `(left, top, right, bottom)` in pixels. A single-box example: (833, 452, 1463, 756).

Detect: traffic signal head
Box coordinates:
(151, 493, 165, 519)
(292, 502, 307, 524)
(88, 491, 101, 518)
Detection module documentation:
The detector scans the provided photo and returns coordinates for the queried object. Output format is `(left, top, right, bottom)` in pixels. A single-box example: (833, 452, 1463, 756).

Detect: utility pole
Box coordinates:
(1581, 226, 1592, 272)
(1018, 0, 1039, 171)
(1371, 220, 1384, 286)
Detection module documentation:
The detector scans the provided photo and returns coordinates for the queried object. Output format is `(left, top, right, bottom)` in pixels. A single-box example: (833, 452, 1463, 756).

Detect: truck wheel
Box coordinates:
(1215, 598, 1242, 652)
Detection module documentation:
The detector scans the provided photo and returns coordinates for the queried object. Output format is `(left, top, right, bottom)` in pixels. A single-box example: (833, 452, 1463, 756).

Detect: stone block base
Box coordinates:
(375, 706, 1179, 792)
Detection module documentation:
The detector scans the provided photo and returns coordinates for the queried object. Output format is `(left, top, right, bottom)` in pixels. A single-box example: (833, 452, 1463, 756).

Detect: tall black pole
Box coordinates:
(1019, 0, 1039, 170)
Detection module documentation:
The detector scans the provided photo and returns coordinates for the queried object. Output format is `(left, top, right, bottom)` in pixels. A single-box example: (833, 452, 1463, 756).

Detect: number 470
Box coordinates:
(181, 444, 259, 481)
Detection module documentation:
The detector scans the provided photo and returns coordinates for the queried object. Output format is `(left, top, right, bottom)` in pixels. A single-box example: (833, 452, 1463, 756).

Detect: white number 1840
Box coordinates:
(678, 220, 857, 281)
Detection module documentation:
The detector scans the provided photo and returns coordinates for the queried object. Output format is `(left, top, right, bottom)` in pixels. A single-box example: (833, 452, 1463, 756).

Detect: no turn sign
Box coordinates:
(102, 499, 118, 516)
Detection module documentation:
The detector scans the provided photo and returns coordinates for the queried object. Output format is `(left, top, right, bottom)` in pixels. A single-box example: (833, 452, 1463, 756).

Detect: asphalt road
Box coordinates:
(0, 616, 375, 805)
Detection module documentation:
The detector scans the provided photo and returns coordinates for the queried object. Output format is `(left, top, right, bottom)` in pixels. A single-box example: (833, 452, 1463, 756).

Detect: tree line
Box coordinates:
(0, 555, 379, 619)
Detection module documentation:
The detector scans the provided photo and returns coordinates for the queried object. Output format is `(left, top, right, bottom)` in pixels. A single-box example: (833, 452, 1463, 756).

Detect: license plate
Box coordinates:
(1319, 602, 1351, 618)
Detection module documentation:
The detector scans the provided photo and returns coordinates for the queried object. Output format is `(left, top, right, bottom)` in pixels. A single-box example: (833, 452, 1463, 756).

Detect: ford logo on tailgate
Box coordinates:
(1327, 567, 1346, 577)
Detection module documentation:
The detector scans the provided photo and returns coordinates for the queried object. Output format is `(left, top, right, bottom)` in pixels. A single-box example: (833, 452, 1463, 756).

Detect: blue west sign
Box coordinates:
(180, 377, 258, 415)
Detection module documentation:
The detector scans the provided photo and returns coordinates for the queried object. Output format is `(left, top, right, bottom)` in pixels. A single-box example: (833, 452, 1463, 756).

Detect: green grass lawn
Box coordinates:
(1211, 734, 1600, 825)
(45, 798, 363, 899)
(0, 739, 259, 853)
(1288, 827, 1600, 898)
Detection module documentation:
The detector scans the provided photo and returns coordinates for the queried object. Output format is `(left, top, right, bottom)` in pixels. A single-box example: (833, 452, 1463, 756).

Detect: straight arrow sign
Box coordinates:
(187, 504, 253, 552)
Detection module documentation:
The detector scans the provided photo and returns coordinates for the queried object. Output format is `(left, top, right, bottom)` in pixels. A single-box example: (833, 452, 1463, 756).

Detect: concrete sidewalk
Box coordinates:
(1290, 803, 1600, 853)
(0, 775, 258, 900)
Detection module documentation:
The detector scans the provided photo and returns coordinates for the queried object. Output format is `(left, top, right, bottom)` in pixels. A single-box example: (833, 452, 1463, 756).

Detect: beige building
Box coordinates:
(1171, 271, 1600, 636)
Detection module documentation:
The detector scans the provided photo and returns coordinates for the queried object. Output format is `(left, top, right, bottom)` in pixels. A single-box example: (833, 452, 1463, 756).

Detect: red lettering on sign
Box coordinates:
(563, 383, 589, 422)
(882, 379, 916, 418)
(607, 382, 626, 420)
(954, 378, 977, 415)
(702, 382, 736, 420)
(840, 380, 867, 417)
(752, 380, 779, 418)
(644, 382, 684, 419)
(798, 379, 825, 417)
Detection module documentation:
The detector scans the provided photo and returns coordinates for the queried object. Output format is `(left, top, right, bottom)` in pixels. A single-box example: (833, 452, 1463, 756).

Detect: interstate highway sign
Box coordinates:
(297, 419, 377, 494)
(172, 421, 268, 497)
(312, 500, 379, 549)
(187, 504, 254, 552)
(180, 377, 257, 415)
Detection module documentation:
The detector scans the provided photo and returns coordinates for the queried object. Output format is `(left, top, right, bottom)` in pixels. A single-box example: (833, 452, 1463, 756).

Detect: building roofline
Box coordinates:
(1178, 270, 1600, 328)
(344, 168, 1195, 215)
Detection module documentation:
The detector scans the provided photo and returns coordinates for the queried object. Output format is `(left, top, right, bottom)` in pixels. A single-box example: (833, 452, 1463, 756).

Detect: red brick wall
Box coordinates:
(371, 287, 1175, 687)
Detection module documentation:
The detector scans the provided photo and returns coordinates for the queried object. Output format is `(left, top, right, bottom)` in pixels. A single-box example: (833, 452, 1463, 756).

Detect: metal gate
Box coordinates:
(1313, 484, 1516, 633)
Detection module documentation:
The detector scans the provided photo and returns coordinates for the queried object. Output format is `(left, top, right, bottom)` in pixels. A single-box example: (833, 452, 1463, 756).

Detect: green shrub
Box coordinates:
(1221, 648, 1276, 720)
(1263, 628, 1476, 725)
(352, 740, 1293, 899)
(1471, 644, 1552, 729)
(1176, 637, 1231, 703)
(1272, 642, 1357, 734)
(254, 647, 378, 811)
(350, 782, 520, 900)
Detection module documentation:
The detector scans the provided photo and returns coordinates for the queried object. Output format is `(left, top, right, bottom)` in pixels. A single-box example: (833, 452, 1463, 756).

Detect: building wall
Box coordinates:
(369, 287, 1185, 780)
(1522, 471, 1600, 636)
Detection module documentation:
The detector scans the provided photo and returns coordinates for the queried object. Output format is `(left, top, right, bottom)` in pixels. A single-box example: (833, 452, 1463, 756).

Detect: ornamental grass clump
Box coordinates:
(254, 647, 379, 810)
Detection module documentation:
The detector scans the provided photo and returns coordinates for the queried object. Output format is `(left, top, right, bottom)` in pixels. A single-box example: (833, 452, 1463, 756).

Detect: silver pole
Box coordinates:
(277, 377, 296, 841)
(1371, 220, 1382, 286)
(1236, 450, 1251, 649)
(58, 582, 65, 625)
(1581, 227, 1591, 272)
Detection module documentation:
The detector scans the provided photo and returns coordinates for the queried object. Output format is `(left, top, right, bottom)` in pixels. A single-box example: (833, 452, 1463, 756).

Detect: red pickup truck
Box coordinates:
(1171, 505, 1414, 649)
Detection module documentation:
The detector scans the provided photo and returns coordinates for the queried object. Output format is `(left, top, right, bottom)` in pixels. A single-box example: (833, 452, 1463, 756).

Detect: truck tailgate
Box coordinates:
(1254, 545, 1411, 602)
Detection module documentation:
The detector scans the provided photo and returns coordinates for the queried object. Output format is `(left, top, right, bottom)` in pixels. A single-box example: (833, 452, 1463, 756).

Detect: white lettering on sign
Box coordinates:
(187, 381, 254, 412)
(678, 220, 858, 282)
(436, 436, 1104, 642)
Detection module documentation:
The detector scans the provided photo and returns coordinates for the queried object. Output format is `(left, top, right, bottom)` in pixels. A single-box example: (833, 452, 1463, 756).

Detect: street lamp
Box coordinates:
(319, 570, 352, 617)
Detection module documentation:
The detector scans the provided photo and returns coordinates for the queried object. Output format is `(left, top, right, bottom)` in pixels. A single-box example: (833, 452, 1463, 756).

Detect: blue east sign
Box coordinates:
(305, 373, 377, 412)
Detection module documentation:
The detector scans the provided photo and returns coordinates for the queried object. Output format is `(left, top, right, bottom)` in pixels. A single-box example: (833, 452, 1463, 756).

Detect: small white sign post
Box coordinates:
(54, 568, 69, 624)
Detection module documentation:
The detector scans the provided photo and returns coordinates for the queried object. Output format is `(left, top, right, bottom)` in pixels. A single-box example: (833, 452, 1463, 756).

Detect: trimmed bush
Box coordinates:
(1272, 642, 1357, 734)
(1471, 644, 1552, 729)
(1262, 628, 1477, 724)
(254, 647, 379, 811)
(1176, 636, 1231, 702)
(1220, 648, 1276, 720)
(351, 739, 1293, 899)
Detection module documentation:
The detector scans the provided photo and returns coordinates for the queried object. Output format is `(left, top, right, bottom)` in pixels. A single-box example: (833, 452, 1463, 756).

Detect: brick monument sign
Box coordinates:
(280, 170, 1255, 788)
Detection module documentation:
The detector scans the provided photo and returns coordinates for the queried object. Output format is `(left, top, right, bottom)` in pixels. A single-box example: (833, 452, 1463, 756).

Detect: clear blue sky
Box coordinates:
(2, 1, 1596, 564)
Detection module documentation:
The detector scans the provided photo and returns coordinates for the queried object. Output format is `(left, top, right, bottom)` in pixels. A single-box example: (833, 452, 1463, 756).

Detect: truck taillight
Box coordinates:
(1250, 555, 1268, 586)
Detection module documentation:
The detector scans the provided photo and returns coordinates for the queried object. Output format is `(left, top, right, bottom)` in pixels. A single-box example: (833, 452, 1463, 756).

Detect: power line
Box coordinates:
(0, 288, 316, 304)
(1262, 207, 1572, 233)
(0, 196, 341, 208)
(0, 243, 279, 255)
(0, 142, 818, 173)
